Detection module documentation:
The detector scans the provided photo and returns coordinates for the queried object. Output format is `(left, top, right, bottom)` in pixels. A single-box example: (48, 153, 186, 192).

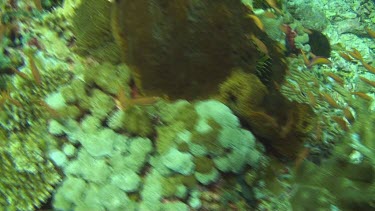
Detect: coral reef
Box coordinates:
(287, 0, 329, 31)
(279, 1, 375, 210)
(219, 68, 317, 158)
(292, 128, 375, 210)
(0, 126, 61, 210)
(71, 0, 121, 63)
(111, 0, 287, 100)
(0, 0, 80, 209)
(40, 0, 64, 11)
(1, 0, 375, 210)
(48, 97, 266, 210)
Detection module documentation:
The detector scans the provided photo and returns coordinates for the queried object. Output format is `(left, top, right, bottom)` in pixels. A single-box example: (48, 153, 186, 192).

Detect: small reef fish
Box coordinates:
(301, 50, 310, 66)
(265, 0, 283, 14)
(320, 92, 341, 109)
(361, 61, 375, 74)
(307, 57, 332, 68)
(325, 72, 344, 86)
(33, 0, 43, 11)
(332, 116, 350, 131)
(294, 147, 310, 170)
(302, 51, 332, 68)
(343, 107, 355, 124)
(263, 11, 277, 19)
(39, 100, 61, 119)
(366, 28, 375, 39)
(359, 76, 375, 87)
(248, 34, 269, 55)
(0, 20, 6, 43)
(116, 87, 161, 110)
(342, 48, 375, 74)
(338, 51, 354, 62)
(306, 91, 317, 107)
(348, 49, 363, 61)
(25, 51, 42, 85)
(10, 66, 30, 80)
(0, 90, 22, 108)
(351, 92, 373, 101)
(247, 14, 264, 31)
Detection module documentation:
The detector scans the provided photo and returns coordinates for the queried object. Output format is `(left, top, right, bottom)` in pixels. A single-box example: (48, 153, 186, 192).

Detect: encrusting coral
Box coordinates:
(219, 68, 317, 158)
(219, 69, 268, 113)
(0, 1, 82, 210)
(48, 97, 266, 210)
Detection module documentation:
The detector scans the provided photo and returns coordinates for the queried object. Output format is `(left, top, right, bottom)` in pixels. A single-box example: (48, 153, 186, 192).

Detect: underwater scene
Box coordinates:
(1, 0, 375, 210)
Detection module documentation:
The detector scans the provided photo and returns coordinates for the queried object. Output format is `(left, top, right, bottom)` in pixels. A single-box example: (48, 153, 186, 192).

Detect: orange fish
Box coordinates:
(33, 0, 43, 11)
(0, 20, 6, 43)
(116, 87, 161, 110)
(295, 147, 310, 170)
(248, 34, 269, 55)
(263, 11, 277, 19)
(0, 90, 22, 107)
(265, 0, 283, 14)
(320, 92, 341, 109)
(325, 72, 344, 86)
(359, 76, 375, 87)
(10, 66, 30, 80)
(302, 28, 313, 34)
(343, 107, 355, 124)
(247, 14, 264, 31)
(39, 100, 61, 119)
(348, 49, 363, 61)
(352, 92, 373, 101)
(338, 52, 354, 62)
(332, 116, 349, 131)
(366, 28, 375, 39)
(25, 51, 42, 85)
(301, 50, 310, 67)
(307, 91, 317, 107)
(307, 57, 332, 68)
(361, 61, 375, 74)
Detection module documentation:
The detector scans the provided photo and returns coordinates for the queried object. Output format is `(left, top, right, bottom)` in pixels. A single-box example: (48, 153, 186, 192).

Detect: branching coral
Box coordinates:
(0, 1, 84, 209)
(0, 126, 61, 210)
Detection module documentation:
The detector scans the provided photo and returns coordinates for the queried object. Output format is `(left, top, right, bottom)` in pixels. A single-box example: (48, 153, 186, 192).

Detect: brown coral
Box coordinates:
(219, 69, 268, 113)
(111, 0, 287, 100)
(219, 68, 316, 158)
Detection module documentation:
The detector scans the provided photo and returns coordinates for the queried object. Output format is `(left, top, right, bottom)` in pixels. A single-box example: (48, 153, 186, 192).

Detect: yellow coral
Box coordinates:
(0, 128, 61, 210)
(219, 69, 268, 113)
